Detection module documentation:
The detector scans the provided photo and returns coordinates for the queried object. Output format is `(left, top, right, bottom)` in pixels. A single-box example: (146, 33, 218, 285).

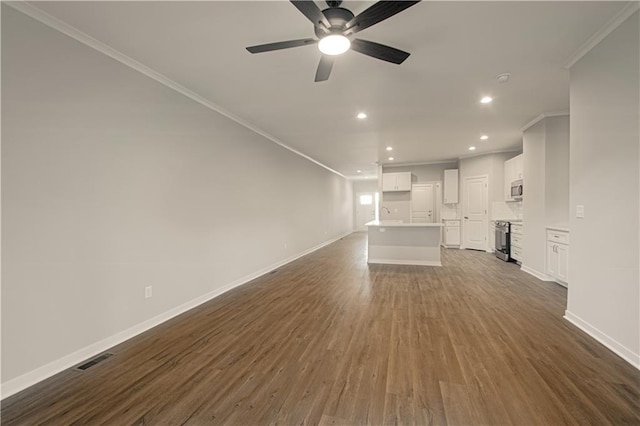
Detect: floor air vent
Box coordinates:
(75, 353, 113, 371)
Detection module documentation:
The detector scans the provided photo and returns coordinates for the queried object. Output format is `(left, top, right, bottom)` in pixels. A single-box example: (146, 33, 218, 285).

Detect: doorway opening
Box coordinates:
(356, 192, 379, 231)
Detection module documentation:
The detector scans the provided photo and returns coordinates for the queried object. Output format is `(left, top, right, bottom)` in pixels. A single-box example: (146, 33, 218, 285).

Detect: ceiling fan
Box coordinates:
(246, 0, 421, 82)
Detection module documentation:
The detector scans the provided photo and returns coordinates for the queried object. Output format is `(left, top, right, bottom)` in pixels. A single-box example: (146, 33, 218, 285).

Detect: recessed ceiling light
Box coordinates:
(318, 34, 351, 56)
(357, 112, 367, 119)
(386, 146, 393, 151)
(480, 135, 489, 140)
(469, 146, 476, 151)
(357, 170, 362, 173)
(388, 157, 394, 161)
(480, 96, 493, 104)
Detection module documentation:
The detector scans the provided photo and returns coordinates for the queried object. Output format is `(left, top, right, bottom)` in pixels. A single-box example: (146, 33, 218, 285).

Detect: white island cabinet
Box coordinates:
(366, 221, 443, 266)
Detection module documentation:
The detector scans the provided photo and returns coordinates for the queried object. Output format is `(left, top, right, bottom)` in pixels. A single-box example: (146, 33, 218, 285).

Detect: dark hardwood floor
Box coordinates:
(2, 232, 639, 425)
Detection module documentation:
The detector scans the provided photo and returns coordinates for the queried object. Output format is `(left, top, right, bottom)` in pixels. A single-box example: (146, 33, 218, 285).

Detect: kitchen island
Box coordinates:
(365, 220, 443, 266)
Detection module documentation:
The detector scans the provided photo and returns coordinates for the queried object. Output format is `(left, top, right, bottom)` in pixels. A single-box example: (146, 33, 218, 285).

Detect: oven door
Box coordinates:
(495, 225, 510, 261)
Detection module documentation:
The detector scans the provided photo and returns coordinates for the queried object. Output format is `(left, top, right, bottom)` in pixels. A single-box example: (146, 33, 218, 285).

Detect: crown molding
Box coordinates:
(348, 175, 378, 181)
(563, 1, 639, 69)
(382, 159, 459, 168)
(457, 148, 521, 161)
(5, 1, 346, 179)
(520, 110, 569, 133)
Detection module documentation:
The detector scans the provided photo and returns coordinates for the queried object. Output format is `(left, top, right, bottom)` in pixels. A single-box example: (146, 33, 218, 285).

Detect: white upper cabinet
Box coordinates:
(504, 159, 514, 201)
(382, 172, 413, 192)
(513, 155, 524, 180)
(504, 154, 523, 201)
(443, 169, 459, 204)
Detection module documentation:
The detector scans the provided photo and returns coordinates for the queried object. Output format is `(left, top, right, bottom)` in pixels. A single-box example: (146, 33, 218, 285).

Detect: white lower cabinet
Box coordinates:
(556, 244, 569, 283)
(442, 220, 461, 247)
(546, 229, 569, 286)
(510, 223, 523, 262)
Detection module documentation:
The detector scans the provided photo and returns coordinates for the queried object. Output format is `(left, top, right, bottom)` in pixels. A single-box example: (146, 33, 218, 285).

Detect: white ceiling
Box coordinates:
(29, 1, 628, 179)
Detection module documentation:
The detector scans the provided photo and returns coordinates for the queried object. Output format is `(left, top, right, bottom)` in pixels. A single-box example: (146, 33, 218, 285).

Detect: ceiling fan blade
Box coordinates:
(315, 55, 334, 82)
(290, 0, 331, 29)
(246, 38, 317, 54)
(344, 1, 421, 34)
(350, 39, 410, 64)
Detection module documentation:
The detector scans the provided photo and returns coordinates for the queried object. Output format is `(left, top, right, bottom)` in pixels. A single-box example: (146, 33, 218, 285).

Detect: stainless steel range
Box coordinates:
(495, 221, 510, 261)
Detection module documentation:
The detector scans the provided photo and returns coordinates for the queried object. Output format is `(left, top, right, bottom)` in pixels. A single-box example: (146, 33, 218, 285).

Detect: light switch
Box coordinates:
(380, 228, 386, 232)
(576, 205, 585, 218)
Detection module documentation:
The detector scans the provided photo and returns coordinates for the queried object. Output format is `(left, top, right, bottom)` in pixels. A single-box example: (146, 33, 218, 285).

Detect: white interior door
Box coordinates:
(356, 192, 376, 231)
(411, 184, 434, 223)
(462, 176, 488, 250)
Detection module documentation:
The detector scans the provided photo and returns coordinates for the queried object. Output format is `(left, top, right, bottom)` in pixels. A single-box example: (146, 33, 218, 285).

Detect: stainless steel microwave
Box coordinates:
(511, 179, 523, 199)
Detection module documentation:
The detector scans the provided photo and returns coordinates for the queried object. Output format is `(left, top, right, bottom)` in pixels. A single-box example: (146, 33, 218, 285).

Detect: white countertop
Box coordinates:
(547, 224, 570, 232)
(366, 220, 443, 228)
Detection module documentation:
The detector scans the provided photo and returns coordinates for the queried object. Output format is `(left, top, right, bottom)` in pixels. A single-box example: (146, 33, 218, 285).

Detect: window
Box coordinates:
(359, 194, 373, 205)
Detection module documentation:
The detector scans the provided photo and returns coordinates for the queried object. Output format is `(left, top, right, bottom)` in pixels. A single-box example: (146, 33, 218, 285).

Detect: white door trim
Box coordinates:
(355, 191, 377, 231)
(461, 174, 489, 251)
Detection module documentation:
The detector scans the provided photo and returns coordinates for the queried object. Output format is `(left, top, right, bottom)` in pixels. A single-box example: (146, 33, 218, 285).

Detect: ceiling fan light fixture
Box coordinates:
(318, 34, 351, 56)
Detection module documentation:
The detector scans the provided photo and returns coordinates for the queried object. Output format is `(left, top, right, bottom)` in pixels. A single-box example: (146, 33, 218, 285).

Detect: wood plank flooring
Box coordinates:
(2, 232, 639, 425)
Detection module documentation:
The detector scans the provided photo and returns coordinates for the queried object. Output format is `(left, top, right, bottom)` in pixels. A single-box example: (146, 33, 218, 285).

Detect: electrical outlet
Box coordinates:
(576, 205, 585, 218)
(145, 286, 152, 299)
(284, 243, 287, 249)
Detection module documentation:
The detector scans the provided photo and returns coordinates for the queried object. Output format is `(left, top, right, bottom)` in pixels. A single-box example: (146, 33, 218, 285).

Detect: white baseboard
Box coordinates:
(564, 310, 640, 370)
(367, 259, 442, 267)
(520, 264, 554, 282)
(1, 231, 352, 400)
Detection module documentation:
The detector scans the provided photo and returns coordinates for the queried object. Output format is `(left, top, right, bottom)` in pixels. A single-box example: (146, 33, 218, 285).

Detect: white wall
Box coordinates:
(566, 10, 639, 367)
(459, 152, 518, 249)
(353, 180, 379, 194)
(459, 152, 517, 207)
(545, 116, 570, 225)
(1, 6, 353, 391)
(522, 116, 570, 276)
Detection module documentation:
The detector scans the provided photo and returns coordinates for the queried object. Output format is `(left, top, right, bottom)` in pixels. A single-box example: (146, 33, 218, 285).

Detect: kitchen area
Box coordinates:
(356, 113, 570, 288)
